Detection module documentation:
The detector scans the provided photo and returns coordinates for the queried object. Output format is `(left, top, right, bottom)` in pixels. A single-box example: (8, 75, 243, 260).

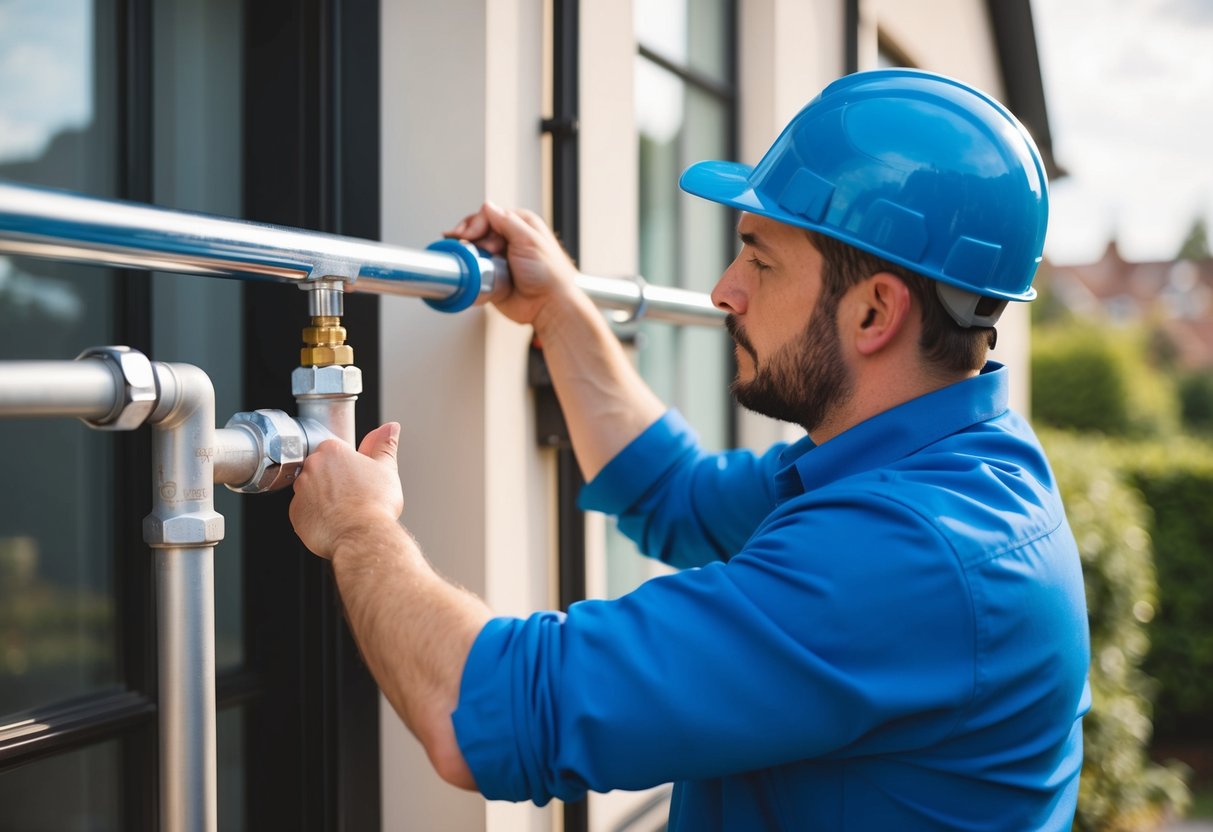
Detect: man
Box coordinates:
(289, 69, 1090, 830)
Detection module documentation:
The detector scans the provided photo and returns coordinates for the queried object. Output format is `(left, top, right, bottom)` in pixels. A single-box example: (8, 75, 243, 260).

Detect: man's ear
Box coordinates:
(850, 272, 913, 356)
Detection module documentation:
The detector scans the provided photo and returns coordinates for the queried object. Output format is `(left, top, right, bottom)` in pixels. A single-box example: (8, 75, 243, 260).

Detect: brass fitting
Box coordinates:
(300, 315, 354, 367)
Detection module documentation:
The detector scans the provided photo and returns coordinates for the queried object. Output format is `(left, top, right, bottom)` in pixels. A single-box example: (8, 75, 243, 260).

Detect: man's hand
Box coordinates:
(289, 422, 404, 560)
(445, 201, 581, 333)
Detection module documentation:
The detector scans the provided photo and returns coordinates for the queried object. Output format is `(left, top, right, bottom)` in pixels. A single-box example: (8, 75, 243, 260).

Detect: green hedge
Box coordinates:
(1117, 438, 1213, 742)
(1040, 430, 1190, 829)
(1032, 325, 1178, 437)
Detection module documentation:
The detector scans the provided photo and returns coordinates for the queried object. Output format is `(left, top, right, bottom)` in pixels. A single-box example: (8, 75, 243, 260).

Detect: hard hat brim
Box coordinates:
(679, 160, 766, 214)
(679, 159, 1038, 304)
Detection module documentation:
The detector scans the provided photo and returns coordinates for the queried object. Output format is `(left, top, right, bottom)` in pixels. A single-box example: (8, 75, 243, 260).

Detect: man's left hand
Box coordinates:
(289, 422, 405, 559)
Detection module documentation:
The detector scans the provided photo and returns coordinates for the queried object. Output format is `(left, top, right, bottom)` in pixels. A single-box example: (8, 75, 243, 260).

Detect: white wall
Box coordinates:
(380, 2, 554, 830)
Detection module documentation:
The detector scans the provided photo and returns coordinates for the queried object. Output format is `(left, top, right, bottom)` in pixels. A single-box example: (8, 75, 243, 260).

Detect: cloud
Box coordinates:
(1034, 0, 1213, 261)
(0, 0, 91, 163)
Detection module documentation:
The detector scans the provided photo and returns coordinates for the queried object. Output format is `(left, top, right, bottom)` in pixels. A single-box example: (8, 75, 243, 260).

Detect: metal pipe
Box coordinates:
(156, 545, 216, 832)
(0, 180, 723, 326)
(0, 353, 221, 832)
(144, 362, 221, 832)
(212, 426, 261, 487)
(0, 360, 120, 420)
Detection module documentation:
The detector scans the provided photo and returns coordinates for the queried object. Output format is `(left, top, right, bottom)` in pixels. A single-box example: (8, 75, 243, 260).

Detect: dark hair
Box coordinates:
(806, 230, 994, 375)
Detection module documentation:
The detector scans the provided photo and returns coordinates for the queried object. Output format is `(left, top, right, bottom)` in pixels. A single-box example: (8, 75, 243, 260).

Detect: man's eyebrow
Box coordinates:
(738, 231, 771, 253)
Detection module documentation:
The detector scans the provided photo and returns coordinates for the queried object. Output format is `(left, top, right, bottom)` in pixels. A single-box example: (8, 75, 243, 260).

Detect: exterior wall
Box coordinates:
(379, 2, 554, 831)
(376, 2, 1036, 830)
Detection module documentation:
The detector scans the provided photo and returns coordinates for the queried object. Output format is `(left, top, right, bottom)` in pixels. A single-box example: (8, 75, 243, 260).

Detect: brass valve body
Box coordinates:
(301, 316, 354, 367)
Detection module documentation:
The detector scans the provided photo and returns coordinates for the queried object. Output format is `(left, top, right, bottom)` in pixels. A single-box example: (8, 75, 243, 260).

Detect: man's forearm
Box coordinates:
(331, 519, 491, 788)
(534, 290, 666, 481)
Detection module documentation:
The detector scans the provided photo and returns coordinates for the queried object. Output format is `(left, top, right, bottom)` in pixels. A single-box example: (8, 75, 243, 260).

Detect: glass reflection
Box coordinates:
(0, 0, 120, 717)
(0, 738, 120, 831)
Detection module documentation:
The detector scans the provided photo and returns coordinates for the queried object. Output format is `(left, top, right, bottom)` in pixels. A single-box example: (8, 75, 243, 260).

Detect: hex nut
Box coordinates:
(76, 346, 158, 431)
(291, 364, 363, 397)
(223, 409, 307, 493)
(144, 510, 225, 546)
(299, 344, 355, 367)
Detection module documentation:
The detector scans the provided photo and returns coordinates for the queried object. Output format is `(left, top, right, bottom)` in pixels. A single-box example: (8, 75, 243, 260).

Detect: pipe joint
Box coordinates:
(423, 239, 485, 313)
(76, 345, 158, 431)
(223, 409, 308, 493)
(143, 510, 225, 547)
(291, 364, 362, 398)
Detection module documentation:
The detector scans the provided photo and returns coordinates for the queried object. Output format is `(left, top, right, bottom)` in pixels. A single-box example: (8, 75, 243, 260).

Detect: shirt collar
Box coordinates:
(772, 361, 1010, 502)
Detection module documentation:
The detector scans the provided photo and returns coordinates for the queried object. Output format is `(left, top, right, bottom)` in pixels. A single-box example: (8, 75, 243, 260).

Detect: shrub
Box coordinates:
(1117, 438, 1213, 742)
(1040, 430, 1190, 830)
(1032, 325, 1179, 438)
(1179, 372, 1213, 435)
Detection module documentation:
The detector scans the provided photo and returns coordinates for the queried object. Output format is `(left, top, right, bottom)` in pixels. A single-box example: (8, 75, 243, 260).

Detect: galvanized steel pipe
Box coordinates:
(0, 360, 120, 420)
(0, 180, 723, 326)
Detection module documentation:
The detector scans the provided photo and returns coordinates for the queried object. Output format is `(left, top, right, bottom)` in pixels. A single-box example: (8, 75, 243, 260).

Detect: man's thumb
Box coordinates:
(359, 422, 400, 462)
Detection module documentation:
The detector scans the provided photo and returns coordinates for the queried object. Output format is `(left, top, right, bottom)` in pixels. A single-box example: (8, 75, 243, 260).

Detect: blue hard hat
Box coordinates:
(680, 68, 1047, 304)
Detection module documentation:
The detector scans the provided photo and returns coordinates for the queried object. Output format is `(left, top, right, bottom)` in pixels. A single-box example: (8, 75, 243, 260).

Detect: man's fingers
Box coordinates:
(359, 422, 401, 463)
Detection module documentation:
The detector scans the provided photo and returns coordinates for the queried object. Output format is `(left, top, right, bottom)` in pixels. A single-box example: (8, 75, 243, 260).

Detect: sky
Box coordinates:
(1033, 0, 1213, 265)
(0, 0, 90, 164)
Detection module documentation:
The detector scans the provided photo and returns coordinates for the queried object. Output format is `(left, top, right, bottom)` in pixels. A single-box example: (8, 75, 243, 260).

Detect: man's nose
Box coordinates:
(711, 261, 748, 315)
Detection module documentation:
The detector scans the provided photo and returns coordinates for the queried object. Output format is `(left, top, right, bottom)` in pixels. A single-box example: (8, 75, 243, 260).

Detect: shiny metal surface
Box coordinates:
(222, 409, 308, 493)
(75, 345, 158, 430)
(292, 364, 361, 445)
(0, 180, 723, 326)
(143, 362, 221, 832)
(0, 360, 120, 420)
(212, 427, 261, 487)
(156, 545, 217, 832)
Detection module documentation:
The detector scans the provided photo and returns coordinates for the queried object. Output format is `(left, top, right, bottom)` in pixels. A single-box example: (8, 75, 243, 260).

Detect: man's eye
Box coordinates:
(748, 257, 770, 271)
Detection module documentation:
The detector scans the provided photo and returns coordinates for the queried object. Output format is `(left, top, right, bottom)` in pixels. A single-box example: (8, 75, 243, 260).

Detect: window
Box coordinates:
(605, 0, 738, 599)
(0, 1, 381, 828)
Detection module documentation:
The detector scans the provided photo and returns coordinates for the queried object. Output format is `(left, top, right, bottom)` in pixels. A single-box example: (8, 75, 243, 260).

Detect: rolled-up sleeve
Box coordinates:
(451, 492, 977, 805)
(578, 410, 785, 567)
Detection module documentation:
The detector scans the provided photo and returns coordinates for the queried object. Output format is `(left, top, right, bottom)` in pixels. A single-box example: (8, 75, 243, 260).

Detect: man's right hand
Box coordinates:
(444, 202, 582, 333)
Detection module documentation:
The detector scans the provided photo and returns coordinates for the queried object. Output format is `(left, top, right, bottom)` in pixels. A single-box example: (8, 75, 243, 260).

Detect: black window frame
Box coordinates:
(0, 1, 382, 829)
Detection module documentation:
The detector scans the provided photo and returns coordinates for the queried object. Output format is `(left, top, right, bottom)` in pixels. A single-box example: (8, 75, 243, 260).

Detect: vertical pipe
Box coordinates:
(145, 363, 223, 832)
(292, 365, 362, 446)
(156, 546, 217, 832)
(296, 397, 358, 446)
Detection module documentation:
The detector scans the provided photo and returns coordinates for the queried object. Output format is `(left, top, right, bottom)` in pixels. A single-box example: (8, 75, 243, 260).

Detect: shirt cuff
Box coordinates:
(578, 409, 700, 516)
(451, 617, 529, 801)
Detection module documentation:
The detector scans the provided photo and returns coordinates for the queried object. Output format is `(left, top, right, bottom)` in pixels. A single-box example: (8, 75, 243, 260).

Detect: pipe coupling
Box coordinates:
(223, 409, 307, 493)
(75, 346, 158, 431)
(143, 510, 225, 546)
(291, 364, 362, 398)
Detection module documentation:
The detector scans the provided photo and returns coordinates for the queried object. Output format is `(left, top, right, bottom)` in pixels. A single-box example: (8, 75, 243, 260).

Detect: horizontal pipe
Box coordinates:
(0, 360, 119, 420)
(212, 427, 261, 487)
(0, 180, 723, 327)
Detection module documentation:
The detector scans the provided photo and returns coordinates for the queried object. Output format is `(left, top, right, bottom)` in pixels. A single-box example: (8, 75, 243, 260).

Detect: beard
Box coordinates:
(726, 299, 853, 433)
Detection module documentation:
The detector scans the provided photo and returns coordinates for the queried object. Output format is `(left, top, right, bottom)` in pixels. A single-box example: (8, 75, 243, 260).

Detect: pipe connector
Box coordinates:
(75, 346, 158, 431)
(291, 364, 363, 398)
(301, 316, 354, 367)
(144, 510, 225, 547)
(223, 409, 308, 493)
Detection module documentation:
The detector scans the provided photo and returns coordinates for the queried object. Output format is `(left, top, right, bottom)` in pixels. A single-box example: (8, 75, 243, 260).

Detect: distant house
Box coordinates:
(1042, 241, 1213, 370)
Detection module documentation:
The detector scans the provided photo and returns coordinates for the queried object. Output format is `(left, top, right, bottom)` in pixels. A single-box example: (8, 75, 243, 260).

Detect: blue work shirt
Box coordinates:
(453, 363, 1091, 830)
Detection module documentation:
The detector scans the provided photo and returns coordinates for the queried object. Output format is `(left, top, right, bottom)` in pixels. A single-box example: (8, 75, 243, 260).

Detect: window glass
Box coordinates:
(151, 0, 246, 672)
(634, 0, 731, 85)
(0, 738, 120, 831)
(605, 5, 734, 599)
(218, 706, 246, 831)
(0, 0, 121, 717)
